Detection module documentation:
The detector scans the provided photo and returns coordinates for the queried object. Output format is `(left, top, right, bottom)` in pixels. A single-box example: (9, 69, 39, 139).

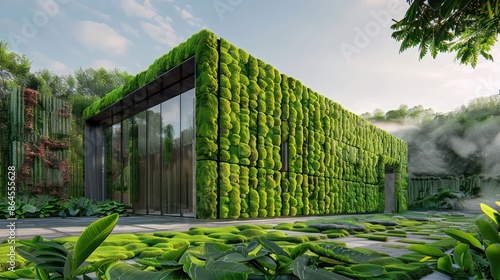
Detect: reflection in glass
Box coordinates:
(162, 96, 180, 214)
(135, 111, 148, 214)
(121, 120, 130, 206)
(181, 89, 195, 217)
(104, 126, 112, 200)
(111, 123, 123, 202)
(148, 105, 162, 214)
(104, 89, 195, 216)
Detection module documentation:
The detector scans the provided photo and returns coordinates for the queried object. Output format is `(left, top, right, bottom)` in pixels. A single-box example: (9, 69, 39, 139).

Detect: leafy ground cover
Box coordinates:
(0, 209, 493, 279)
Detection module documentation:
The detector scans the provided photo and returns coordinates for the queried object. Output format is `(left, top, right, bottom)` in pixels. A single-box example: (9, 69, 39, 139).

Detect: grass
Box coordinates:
(355, 234, 389, 242)
(396, 239, 427, 245)
(384, 244, 408, 249)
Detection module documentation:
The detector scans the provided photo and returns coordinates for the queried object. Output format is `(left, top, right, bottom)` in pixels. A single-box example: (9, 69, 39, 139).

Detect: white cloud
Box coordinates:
(120, 0, 181, 46)
(121, 0, 157, 18)
(69, 1, 111, 21)
(175, 5, 201, 27)
(31, 51, 72, 75)
(76, 21, 131, 55)
(89, 59, 122, 70)
(140, 21, 179, 47)
(365, 0, 387, 6)
(121, 23, 140, 36)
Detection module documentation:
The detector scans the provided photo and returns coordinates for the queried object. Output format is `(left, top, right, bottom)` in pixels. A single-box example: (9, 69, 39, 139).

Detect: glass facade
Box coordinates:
(103, 89, 195, 216)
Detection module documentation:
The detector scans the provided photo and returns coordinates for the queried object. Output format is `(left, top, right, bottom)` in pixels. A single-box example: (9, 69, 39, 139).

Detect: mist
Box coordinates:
(372, 115, 500, 178)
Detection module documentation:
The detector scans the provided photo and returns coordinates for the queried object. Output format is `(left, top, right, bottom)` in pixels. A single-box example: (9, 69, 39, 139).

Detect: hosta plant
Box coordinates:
(408, 201, 500, 280)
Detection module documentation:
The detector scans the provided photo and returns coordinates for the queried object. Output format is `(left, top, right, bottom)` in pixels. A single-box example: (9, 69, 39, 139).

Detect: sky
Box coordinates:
(1, 0, 499, 115)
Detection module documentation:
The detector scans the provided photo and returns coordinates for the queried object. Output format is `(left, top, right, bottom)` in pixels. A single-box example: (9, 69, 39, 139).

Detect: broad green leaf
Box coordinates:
(486, 244, 500, 280)
(246, 240, 260, 255)
(217, 252, 248, 263)
(476, 219, 500, 244)
(254, 255, 277, 271)
(437, 255, 455, 274)
(256, 237, 290, 258)
(162, 244, 189, 261)
(313, 244, 369, 263)
(349, 264, 385, 277)
(75, 263, 99, 276)
(73, 213, 119, 271)
(136, 258, 182, 269)
(106, 261, 189, 280)
(64, 251, 73, 279)
(289, 243, 309, 260)
(291, 255, 352, 280)
(16, 246, 45, 265)
(35, 263, 64, 274)
(33, 269, 51, 280)
(481, 203, 499, 225)
(453, 243, 473, 271)
(188, 260, 253, 280)
(407, 244, 445, 258)
(0, 268, 36, 279)
(333, 265, 375, 279)
(496, 201, 500, 207)
(445, 229, 483, 252)
(179, 252, 205, 274)
(202, 242, 232, 259)
(32, 248, 68, 260)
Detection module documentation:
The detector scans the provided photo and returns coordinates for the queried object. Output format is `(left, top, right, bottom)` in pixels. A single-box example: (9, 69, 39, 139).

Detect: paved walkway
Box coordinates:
(1, 213, 374, 240)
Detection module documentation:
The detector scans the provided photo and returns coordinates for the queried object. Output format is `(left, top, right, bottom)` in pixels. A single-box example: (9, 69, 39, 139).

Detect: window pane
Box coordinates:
(148, 105, 162, 214)
(135, 111, 148, 214)
(181, 89, 195, 217)
(162, 96, 181, 214)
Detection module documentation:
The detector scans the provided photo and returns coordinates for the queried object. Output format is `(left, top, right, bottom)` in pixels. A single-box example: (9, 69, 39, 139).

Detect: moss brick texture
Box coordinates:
(84, 30, 408, 219)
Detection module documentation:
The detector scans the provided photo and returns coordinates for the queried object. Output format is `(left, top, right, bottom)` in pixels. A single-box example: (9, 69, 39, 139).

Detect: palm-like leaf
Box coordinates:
(72, 213, 119, 271)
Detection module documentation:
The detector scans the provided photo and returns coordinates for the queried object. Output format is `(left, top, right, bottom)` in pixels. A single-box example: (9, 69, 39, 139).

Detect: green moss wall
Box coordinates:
(213, 36, 408, 219)
(85, 29, 408, 219)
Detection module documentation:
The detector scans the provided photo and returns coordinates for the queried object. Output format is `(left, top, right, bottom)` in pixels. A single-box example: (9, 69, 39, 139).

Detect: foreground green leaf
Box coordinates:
(476, 219, 500, 244)
(453, 243, 473, 272)
(486, 243, 500, 280)
(407, 244, 445, 258)
(73, 213, 119, 271)
(188, 260, 253, 280)
(445, 229, 483, 252)
(0, 268, 36, 279)
(481, 203, 499, 225)
(291, 255, 351, 280)
(106, 261, 189, 280)
(437, 255, 455, 274)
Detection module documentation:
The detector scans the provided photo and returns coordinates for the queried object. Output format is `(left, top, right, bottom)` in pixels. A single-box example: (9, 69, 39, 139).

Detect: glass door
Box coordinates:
(108, 89, 195, 216)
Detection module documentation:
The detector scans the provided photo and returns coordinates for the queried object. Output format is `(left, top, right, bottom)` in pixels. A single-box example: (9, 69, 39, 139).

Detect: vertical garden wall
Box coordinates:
(210, 37, 408, 219)
(84, 29, 408, 219)
(6, 87, 81, 197)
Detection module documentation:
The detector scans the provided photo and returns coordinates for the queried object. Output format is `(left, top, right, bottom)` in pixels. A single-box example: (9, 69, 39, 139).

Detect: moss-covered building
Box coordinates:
(84, 30, 408, 219)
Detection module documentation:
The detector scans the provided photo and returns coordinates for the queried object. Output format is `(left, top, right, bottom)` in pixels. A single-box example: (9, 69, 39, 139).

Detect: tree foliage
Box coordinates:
(0, 41, 31, 100)
(74, 67, 132, 97)
(392, 0, 499, 67)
